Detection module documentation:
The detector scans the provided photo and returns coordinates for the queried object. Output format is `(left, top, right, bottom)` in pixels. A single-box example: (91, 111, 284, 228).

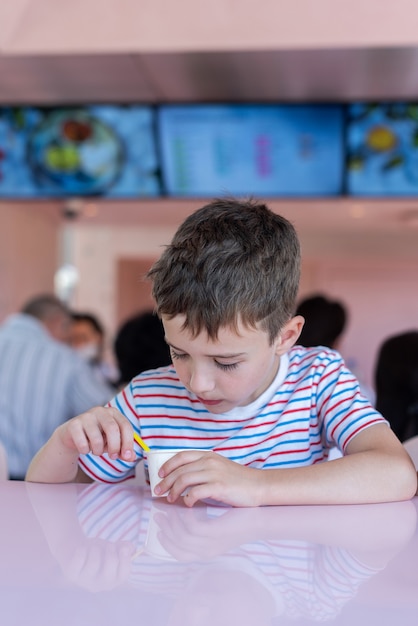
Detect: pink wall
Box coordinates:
(0, 205, 61, 321)
(300, 258, 418, 390)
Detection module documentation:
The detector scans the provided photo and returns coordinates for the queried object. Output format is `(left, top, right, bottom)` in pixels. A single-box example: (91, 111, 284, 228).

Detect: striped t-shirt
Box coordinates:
(79, 346, 386, 483)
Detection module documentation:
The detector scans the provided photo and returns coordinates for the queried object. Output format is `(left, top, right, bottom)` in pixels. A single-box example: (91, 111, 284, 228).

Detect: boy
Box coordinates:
(26, 198, 417, 506)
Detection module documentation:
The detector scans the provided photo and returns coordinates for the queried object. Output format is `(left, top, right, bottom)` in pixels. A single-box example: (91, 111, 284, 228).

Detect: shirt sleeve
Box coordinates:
(315, 353, 388, 452)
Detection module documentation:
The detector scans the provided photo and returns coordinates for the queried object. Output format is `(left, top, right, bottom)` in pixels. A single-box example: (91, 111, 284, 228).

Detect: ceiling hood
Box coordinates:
(1, 46, 418, 105)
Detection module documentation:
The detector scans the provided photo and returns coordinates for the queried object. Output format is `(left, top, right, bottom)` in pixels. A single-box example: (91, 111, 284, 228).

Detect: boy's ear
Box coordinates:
(275, 316, 305, 355)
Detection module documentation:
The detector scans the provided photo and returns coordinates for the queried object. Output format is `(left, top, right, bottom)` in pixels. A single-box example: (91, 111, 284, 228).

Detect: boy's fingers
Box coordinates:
(101, 419, 123, 459)
(95, 410, 135, 460)
(115, 413, 136, 461)
(68, 421, 94, 455)
(66, 406, 136, 461)
(160, 450, 208, 476)
(83, 422, 109, 456)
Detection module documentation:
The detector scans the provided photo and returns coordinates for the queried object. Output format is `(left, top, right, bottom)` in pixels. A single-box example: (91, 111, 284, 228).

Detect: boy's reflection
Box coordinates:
(26, 482, 416, 624)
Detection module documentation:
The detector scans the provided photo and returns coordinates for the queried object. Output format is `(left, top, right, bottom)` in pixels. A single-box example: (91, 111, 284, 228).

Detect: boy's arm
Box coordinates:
(157, 423, 417, 507)
(151, 496, 415, 566)
(26, 406, 136, 483)
(256, 423, 417, 506)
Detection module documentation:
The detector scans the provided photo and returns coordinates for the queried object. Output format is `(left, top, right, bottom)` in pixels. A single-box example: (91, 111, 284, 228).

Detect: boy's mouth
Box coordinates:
(197, 397, 223, 407)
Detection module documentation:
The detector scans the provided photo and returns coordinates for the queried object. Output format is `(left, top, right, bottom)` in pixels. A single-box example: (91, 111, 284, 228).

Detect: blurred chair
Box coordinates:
(403, 435, 418, 470)
(0, 440, 8, 480)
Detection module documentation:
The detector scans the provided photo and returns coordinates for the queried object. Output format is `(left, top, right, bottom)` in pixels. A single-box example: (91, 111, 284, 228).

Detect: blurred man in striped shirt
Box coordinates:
(0, 294, 113, 479)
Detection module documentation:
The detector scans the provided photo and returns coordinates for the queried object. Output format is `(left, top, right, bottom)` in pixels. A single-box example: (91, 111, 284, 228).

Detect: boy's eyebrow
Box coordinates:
(167, 341, 246, 359)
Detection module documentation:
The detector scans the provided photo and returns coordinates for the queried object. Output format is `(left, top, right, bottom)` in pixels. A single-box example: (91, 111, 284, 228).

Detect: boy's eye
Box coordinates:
(171, 350, 239, 371)
(170, 350, 187, 360)
(215, 361, 239, 371)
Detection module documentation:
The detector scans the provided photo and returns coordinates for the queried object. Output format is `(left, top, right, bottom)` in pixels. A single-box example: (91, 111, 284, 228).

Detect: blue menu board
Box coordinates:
(347, 102, 418, 196)
(157, 104, 344, 197)
(0, 105, 161, 197)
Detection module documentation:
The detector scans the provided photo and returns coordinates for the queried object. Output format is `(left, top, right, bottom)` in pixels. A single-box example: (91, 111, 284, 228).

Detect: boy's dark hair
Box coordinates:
(148, 197, 301, 343)
(296, 294, 347, 348)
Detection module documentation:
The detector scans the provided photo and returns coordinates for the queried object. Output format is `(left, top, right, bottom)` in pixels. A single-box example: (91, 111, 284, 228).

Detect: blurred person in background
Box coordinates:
(0, 294, 114, 479)
(296, 293, 374, 401)
(114, 310, 172, 388)
(375, 331, 418, 442)
(70, 311, 119, 388)
(296, 294, 347, 351)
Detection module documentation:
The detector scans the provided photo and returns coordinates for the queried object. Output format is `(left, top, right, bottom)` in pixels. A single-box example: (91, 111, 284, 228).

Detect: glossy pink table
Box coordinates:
(1, 480, 417, 626)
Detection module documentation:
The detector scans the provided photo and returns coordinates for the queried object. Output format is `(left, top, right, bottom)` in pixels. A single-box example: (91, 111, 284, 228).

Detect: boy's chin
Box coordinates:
(200, 400, 229, 414)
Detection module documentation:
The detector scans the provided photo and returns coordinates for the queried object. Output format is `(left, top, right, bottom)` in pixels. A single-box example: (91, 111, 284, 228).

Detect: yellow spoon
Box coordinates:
(133, 431, 150, 453)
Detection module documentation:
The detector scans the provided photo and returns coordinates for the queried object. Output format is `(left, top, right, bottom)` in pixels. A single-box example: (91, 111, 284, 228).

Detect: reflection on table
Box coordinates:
(0, 480, 417, 626)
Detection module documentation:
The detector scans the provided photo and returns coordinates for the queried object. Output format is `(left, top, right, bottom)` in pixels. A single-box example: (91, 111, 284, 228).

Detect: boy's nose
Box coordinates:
(188, 367, 215, 396)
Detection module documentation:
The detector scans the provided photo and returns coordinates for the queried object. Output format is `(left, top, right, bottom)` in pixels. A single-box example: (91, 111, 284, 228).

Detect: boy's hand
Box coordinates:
(57, 406, 136, 462)
(154, 451, 262, 507)
(26, 407, 136, 483)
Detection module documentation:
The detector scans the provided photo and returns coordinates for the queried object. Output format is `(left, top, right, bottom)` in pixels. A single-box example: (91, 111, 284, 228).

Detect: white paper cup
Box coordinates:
(147, 448, 184, 497)
(147, 448, 202, 498)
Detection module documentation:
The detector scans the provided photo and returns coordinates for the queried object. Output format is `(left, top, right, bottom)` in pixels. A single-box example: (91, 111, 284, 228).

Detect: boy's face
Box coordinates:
(162, 314, 302, 414)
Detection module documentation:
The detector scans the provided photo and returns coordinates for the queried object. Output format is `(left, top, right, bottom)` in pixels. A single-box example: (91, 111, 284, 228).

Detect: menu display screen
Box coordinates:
(347, 102, 418, 196)
(0, 105, 161, 197)
(8, 101, 418, 199)
(157, 104, 344, 197)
